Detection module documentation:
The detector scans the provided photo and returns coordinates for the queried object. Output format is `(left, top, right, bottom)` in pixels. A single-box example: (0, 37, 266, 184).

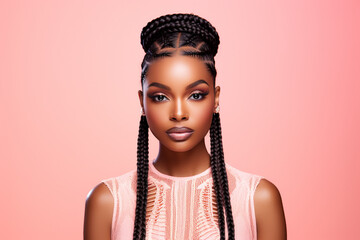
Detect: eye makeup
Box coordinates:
(188, 90, 209, 100)
(148, 93, 169, 102)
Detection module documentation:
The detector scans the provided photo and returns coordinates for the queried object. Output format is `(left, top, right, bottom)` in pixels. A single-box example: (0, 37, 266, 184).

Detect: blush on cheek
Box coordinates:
(146, 113, 159, 131)
(194, 107, 214, 132)
(199, 108, 213, 121)
(196, 103, 214, 118)
(147, 120, 163, 142)
(144, 107, 166, 139)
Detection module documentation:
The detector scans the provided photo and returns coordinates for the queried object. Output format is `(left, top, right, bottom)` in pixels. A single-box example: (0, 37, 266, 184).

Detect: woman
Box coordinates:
(84, 13, 286, 240)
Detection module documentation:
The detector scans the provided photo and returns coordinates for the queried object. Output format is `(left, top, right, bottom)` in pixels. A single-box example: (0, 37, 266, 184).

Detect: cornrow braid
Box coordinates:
(139, 14, 220, 85)
(141, 13, 220, 56)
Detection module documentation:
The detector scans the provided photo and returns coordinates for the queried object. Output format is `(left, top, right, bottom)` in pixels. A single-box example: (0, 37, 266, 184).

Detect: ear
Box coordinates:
(214, 85, 220, 112)
(138, 90, 144, 112)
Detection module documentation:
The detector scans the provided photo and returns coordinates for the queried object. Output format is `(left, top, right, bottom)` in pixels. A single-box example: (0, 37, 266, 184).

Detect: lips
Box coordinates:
(166, 127, 194, 141)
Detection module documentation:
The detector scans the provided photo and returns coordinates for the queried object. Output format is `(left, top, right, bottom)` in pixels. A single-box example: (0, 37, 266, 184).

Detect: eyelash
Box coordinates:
(150, 94, 168, 102)
(189, 92, 208, 100)
(150, 91, 209, 102)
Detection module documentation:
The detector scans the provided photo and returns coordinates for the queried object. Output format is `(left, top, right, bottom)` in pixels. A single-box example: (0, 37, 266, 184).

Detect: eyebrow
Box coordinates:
(186, 79, 209, 90)
(148, 82, 171, 90)
(148, 79, 209, 91)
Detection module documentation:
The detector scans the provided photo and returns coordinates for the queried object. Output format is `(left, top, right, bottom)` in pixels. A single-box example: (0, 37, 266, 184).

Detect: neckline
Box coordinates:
(149, 160, 212, 181)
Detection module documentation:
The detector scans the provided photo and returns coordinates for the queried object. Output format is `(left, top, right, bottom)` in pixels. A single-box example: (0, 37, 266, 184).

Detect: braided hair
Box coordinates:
(134, 13, 234, 240)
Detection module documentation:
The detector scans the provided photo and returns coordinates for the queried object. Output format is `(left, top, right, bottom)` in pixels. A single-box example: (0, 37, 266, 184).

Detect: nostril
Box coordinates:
(170, 114, 188, 121)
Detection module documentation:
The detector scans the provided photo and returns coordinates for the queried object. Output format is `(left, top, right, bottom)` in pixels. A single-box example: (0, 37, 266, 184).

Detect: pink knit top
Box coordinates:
(102, 161, 263, 240)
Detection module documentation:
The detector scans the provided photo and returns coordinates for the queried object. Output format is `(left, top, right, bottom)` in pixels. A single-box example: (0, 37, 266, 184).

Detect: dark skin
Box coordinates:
(84, 51, 287, 240)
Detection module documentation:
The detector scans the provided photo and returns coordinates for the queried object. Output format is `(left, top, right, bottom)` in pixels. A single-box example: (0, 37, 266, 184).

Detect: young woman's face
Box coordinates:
(138, 54, 220, 153)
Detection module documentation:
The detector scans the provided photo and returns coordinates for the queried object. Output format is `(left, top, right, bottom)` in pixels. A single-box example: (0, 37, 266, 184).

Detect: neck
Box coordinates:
(153, 139, 210, 177)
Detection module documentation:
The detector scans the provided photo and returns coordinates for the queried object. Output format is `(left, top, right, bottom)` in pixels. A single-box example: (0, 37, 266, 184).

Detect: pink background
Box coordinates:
(1, 0, 359, 239)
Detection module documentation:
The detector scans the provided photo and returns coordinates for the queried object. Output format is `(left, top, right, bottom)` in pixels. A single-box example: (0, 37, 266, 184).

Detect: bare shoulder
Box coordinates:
(254, 178, 282, 205)
(254, 178, 287, 240)
(84, 183, 114, 240)
(86, 182, 113, 208)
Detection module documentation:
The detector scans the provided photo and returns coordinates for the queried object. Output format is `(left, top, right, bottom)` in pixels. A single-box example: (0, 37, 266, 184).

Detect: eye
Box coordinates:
(150, 94, 168, 102)
(189, 91, 208, 100)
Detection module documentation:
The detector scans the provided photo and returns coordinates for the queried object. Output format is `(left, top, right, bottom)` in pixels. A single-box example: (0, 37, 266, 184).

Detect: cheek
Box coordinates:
(190, 101, 214, 130)
(144, 101, 168, 137)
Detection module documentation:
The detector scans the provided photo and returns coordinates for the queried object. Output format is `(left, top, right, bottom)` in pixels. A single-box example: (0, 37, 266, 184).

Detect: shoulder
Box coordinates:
(84, 183, 114, 239)
(86, 182, 114, 210)
(84, 170, 137, 239)
(253, 178, 287, 239)
(254, 179, 282, 205)
(85, 183, 114, 225)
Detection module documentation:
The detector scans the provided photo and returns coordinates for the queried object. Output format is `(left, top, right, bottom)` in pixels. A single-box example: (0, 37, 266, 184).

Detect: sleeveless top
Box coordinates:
(102, 161, 264, 240)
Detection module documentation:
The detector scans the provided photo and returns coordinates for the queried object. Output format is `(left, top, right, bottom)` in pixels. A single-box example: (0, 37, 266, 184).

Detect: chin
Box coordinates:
(162, 138, 204, 153)
(166, 144, 195, 153)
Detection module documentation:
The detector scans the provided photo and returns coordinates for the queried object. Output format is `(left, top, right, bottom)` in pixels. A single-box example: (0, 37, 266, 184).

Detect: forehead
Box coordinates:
(144, 55, 214, 88)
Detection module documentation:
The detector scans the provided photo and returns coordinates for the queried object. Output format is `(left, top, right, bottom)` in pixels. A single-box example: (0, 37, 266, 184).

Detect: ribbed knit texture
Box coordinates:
(102, 162, 263, 240)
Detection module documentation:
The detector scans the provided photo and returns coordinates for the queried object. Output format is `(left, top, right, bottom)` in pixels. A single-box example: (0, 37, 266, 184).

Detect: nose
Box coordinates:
(170, 98, 188, 121)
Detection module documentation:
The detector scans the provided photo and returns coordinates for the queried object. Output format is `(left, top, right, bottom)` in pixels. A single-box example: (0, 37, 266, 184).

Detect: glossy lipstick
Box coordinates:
(166, 127, 194, 141)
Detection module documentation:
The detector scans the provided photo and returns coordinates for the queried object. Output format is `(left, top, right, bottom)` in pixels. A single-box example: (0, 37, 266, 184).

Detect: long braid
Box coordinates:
(210, 113, 226, 239)
(211, 112, 235, 239)
(133, 116, 149, 240)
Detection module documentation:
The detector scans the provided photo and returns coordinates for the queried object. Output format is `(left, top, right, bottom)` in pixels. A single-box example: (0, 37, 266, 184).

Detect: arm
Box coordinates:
(254, 178, 287, 240)
(83, 182, 114, 240)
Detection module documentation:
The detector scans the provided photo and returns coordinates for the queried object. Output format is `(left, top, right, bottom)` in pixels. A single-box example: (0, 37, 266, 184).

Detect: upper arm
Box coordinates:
(83, 182, 114, 240)
(254, 178, 287, 240)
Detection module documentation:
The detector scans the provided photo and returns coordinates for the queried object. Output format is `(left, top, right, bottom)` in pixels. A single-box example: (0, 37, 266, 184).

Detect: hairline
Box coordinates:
(141, 49, 216, 88)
